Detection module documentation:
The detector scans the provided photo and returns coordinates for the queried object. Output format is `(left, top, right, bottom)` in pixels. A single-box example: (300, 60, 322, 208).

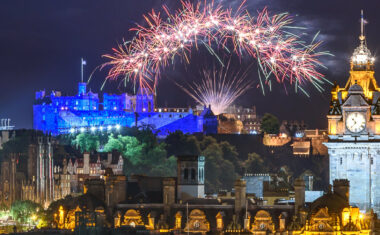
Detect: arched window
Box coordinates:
(184, 168, 188, 180)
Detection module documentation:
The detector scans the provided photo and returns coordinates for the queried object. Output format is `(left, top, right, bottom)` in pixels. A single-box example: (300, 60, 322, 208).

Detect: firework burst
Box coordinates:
(177, 62, 253, 115)
(102, 0, 329, 94)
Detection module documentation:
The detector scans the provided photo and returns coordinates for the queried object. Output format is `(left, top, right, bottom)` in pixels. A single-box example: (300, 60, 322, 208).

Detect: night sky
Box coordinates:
(1, 0, 380, 129)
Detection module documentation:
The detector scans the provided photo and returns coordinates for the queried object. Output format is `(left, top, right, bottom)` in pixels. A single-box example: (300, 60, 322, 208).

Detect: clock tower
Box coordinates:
(324, 11, 380, 213)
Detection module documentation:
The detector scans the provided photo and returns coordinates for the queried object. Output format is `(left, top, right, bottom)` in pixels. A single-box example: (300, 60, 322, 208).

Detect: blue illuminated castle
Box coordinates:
(33, 82, 218, 136)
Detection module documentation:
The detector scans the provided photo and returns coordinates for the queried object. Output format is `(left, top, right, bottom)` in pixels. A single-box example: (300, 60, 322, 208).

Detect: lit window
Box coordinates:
(217, 218, 223, 229)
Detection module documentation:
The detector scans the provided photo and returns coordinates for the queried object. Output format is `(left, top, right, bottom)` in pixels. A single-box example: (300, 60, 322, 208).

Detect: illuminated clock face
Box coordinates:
(346, 112, 366, 133)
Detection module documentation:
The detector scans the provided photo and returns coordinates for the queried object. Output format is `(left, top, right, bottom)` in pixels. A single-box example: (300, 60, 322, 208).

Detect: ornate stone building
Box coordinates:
(49, 154, 376, 233)
(0, 154, 17, 208)
(110, 179, 374, 234)
(324, 13, 380, 213)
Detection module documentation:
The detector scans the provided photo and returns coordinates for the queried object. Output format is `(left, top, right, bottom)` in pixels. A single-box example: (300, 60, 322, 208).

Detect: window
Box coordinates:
(184, 168, 188, 180)
(194, 221, 200, 229)
(191, 169, 196, 180)
(176, 217, 181, 229)
(217, 218, 223, 229)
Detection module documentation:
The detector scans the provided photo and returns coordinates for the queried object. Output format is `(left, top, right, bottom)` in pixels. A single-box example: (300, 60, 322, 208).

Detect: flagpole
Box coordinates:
(81, 58, 84, 83)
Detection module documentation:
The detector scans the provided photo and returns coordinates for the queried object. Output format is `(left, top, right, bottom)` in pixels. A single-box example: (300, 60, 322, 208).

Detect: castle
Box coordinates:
(33, 82, 218, 136)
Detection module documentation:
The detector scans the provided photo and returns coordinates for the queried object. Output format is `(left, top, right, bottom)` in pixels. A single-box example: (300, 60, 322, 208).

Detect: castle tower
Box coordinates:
(78, 82, 87, 96)
(324, 11, 380, 213)
(176, 155, 205, 200)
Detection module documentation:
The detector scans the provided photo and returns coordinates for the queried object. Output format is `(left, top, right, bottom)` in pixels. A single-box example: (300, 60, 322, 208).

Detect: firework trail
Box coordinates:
(177, 61, 253, 115)
(102, 0, 329, 94)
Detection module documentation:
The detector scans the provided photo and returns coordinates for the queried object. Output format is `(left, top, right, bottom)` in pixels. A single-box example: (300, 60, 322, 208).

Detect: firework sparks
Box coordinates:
(102, 1, 329, 93)
(177, 62, 253, 115)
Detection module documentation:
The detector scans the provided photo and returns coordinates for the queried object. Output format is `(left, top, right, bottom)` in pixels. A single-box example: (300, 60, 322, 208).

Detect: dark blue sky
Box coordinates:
(1, 0, 380, 129)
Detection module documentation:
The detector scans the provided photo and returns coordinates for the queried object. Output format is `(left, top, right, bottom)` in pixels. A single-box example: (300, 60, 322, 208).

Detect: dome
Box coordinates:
(351, 42, 374, 66)
(348, 83, 364, 93)
(310, 192, 349, 214)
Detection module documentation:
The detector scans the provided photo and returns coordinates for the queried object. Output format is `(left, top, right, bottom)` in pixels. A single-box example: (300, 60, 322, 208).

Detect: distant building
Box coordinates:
(244, 174, 271, 198)
(224, 105, 261, 134)
(0, 119, 15, 150)
(33, 82, 218, 136)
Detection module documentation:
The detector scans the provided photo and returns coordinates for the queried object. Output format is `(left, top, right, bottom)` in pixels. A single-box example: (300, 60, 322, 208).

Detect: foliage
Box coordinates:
(104, 134, 144, 165)
(104, 133, 176, 177)
(72, 133, 100, 153)
(261, 113, 280, 134)
(242, 152, 266, 174)
(10, 200, 43, 224)
(165, 131, 200, 156)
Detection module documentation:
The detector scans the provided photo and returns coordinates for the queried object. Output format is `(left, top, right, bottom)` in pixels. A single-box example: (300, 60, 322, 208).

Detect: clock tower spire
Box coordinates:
(325, 11, 380, 214)
(343, 10, 379, 99)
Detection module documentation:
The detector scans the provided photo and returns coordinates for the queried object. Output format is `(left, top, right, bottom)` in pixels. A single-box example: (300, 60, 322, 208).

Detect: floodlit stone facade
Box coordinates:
(324, 19, 380, 213)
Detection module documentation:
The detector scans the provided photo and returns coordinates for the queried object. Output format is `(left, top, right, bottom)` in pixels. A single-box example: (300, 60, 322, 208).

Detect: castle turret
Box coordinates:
(78, 82, 87, 96)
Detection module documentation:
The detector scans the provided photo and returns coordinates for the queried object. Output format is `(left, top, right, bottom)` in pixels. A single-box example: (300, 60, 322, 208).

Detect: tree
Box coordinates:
(201, 139, 236, 193)
(165, 131, 200, 156)
(104, 134, 144, 165)
(104, 134, 176, 177)
(10, 200, 43, 224)
(261, 113, 280, 134)
(71, 133, 100, 153)
(243, 152, 266, 174)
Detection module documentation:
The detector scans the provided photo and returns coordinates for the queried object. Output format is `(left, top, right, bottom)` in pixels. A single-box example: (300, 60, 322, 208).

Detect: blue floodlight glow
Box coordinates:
(33, 82, 218, 136)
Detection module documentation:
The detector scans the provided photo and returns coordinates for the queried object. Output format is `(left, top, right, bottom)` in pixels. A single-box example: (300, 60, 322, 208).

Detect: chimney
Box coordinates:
(234, 179, 246, 215)
(333, 179, 349, 202)
(294, 178, 305, 213)
(107, 152, 112, 165)
(83, 152, 90, 175)
(163, 178, 176, 217)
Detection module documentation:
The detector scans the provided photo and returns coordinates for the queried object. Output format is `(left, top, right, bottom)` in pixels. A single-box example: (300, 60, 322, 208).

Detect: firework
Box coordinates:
(177, 62, 253, 115)
(102, 1, 329, 93)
